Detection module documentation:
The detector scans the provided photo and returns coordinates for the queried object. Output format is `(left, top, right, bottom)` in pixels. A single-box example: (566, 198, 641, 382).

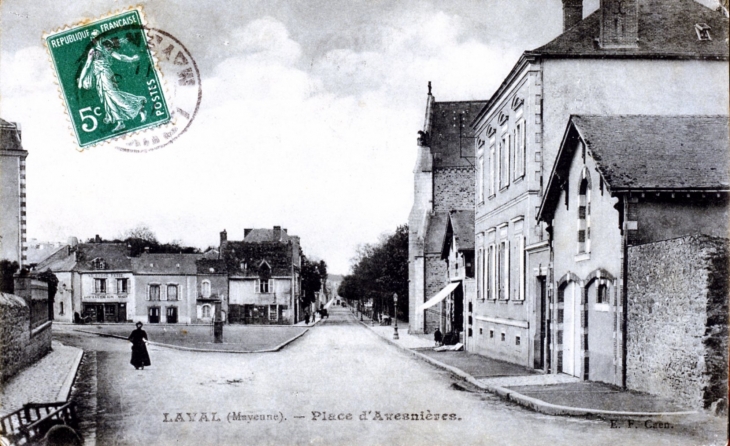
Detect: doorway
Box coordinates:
(148, 307, 160, 323)
(166, 306, 178, 324)
(562, 282, 581, 377)
(535, 276, 547, 370)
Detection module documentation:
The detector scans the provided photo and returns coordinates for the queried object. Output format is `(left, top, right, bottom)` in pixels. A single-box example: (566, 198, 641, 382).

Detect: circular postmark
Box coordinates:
(114, 28, 201, 153)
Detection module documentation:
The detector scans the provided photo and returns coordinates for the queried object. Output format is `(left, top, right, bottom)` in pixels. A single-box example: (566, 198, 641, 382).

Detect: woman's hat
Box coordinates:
(136, 322, 143, 327)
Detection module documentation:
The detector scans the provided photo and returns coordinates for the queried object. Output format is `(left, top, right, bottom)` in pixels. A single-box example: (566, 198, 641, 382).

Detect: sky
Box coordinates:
(0, 0, 720, 274)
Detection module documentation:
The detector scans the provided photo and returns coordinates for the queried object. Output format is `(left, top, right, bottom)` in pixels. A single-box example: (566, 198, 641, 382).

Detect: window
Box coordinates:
(269, 305, 278, 321)
(148, 284, 160, 301)
(486, 244, 495, 299)
(202, 304, 211, 318)
(489, 329, 494, 338)
(597, 283, 608, 304)
(516, 336, 521, 346)
(479, 327, 483, 335)
(94, 278, 106, 293)
(117, 278, 128, 294)
(514, 120, 526, 179)
(478, 156, 485, 203)
(167, 284, 179, 301)
(501, 332, 506, 342)
(468, 328, 473, 337)
(59, 302, 64, 314)
(489, 145, 496, 196)
(695, 23, 711, 41)
(498, 239, 510, 300)
(477, 248, 483, 300)
(258, 279, 272, 293)
(500, 134, 511, 188)
(578, 170, 592, 254)
(201, 280, 211, 298)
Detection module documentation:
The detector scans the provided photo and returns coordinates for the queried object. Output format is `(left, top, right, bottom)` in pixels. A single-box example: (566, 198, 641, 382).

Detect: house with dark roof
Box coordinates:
(131, 252, 203, 324)
(34, 240, 135, 323)
(537, 115, 728, 386)
(418, 210, 476, 341)
(221, 226, 302, 324)
(408, 84, 487, 334)
(0, 119, 28, 265)
(470, 0, 728, 372)
(195, 256, 228, 323)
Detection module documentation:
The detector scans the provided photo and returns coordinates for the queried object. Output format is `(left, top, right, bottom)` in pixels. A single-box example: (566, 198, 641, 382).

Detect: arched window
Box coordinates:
(202, 305, 211, 318)
(201, 280, 211, 298)
(578, 169, 591, 254)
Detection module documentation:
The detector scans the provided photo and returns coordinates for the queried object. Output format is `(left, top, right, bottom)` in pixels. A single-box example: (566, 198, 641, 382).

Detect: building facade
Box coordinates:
(538, 115, 729, 385)
(408, 85, 486, 334)
(471, 0, 729, 370)
(0, 119, 28, 266)
(195, 257, 228, 323)
(223, 226, 302, 325)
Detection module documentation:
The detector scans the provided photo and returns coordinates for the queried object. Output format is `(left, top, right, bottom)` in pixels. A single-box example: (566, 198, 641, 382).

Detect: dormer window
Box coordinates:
(695, 23, 711, 41)
(91, 258, 106, 270)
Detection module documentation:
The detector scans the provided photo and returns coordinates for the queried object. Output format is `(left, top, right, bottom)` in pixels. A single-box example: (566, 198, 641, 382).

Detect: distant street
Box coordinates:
(56, 307, 713, 446)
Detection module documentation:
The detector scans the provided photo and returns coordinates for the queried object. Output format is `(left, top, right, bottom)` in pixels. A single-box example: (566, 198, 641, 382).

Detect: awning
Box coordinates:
(418, 282, 460, 312)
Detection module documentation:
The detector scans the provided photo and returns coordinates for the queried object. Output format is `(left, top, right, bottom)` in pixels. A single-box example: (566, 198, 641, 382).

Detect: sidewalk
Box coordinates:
(0, 340, 83, 416)
(362, 321, 702, 419)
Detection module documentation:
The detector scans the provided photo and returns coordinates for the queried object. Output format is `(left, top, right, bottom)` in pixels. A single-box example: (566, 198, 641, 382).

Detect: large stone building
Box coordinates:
(537, 115, 728, 387)
(222, 226, 303, 325)
(0, 119, 28, 266)
(408, 86, 486, 334)
(470, 0, 729, 371)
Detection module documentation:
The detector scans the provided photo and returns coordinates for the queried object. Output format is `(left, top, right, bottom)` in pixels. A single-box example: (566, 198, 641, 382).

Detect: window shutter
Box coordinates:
(146, 285, 150, 301)
(505, 240, 510, 300)
(519, 236, 525, 301)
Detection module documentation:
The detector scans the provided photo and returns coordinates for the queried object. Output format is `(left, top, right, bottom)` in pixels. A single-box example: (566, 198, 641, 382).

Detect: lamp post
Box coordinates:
(393, 293, 399, 340)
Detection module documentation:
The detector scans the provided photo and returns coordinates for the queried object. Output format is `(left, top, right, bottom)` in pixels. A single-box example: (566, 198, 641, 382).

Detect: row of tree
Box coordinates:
(301, 257, 328, 308)
(338, 224, 408, 321)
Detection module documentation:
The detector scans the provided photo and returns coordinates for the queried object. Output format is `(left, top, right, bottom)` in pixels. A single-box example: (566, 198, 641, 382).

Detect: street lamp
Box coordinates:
(393, 293, 399, 340)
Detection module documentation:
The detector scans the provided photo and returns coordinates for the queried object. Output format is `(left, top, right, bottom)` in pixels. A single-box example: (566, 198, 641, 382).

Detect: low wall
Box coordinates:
(0, 292, 52, 382)
(626, 235, 728, 412)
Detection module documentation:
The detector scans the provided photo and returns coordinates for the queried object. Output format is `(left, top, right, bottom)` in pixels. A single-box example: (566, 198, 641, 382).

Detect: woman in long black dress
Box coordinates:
(128, 322, 151, 370)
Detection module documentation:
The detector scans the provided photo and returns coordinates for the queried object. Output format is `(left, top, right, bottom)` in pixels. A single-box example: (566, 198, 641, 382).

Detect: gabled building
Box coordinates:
(537, 114, 729, 385)
(470, 0, 728, 371)
(131, 252, 202, 324)
(221, 226, 302, 325)
(195, 253, 228, 323)
(408, 84, 486, 334)
(0, 119, 28, 266)
(35, 238, 135, 323)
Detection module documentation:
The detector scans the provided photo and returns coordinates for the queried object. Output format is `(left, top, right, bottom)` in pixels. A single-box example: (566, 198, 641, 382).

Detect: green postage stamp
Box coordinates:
(44, 8, 170, 148)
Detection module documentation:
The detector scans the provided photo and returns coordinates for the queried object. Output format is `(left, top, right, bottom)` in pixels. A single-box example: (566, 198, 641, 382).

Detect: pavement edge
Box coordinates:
(358, 320, 699, 420)
(56, 346, 84, 401)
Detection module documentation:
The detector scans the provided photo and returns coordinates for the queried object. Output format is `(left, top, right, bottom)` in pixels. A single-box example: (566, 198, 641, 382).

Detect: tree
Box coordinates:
(120, 224, 157, 242)
(300, 256, 323, 308)
(340, 224, 408, 321)
(36, 269, 59, 321)
(112, 225, 200, 256)
(0, 260, 19, 294)
(317, 260, 328, 297)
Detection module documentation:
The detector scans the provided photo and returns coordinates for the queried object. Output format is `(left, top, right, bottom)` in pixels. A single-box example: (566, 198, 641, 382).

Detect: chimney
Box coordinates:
(94, 234, 101, 243)
(599, 0, 638, 48)
(244, 228, 253, 239)
(273, 226, 282, 241)
(220, 229, 227, 243)
(562, 0, 583, 31)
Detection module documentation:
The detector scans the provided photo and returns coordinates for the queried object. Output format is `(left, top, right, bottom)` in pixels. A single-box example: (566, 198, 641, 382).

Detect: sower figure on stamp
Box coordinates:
(78, 29, 147, 132)
(128, 321, 151, 370)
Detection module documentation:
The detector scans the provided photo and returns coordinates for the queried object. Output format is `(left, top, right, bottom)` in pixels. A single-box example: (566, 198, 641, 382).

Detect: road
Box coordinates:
(56, 306, 718, 446)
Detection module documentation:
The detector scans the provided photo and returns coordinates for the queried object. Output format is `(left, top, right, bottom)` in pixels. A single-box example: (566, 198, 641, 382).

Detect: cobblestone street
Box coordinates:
(55, 306, 723, 445)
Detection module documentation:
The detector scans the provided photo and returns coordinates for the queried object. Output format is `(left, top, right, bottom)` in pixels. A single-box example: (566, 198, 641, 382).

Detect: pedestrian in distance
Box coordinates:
(305, 312, 310, 324)
(434, 327, 443, 347)
(128, 321, 151, 370)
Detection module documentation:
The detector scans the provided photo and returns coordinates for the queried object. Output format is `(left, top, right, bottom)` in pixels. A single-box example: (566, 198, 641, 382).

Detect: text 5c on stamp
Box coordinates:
(44, 8, 170, 148)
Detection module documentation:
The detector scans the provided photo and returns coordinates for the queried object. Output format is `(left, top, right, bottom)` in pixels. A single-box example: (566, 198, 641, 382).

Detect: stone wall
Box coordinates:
(626, 235, 728, 412)
(424, 254, 447, 333)
(433, 168, 474, 212)
(0, 292, 52, 382)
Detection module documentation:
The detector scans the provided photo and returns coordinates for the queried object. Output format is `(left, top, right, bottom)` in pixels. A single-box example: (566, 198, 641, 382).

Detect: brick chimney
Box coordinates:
(244, 228, 253, 239)
(600, 0, 638, 48)
(562, 0, 583, 31)
(220, 229, 227, 243)
(273, 226, 282, 241)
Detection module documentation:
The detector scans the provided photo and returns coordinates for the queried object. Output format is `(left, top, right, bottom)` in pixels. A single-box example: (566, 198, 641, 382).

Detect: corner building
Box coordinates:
(471, 0, 729, 370)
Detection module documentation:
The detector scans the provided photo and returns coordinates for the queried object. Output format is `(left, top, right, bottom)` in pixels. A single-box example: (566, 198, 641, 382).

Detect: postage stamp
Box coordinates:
(44, 8, 170, 148)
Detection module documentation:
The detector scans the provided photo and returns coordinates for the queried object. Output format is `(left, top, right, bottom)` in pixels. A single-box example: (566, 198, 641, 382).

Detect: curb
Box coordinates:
(68, 328, 310, 354)
(56, 346, 84, 401)
(359, 322, 698, 419)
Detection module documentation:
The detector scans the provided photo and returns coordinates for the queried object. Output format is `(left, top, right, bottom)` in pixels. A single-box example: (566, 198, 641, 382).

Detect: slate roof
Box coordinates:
(424, 212, 450, 254)
(448, 210, 476, 252)
(131, 253, 203, 275)
(429, 101, 488, 169)
(222, 241, 295, 277)
(34, 246, 77, 273)
(1, 119, 25, 152)
(539, 114, 730, 220)
(196, 258, 227, 275)
(243, 228, 292, 243)
(533, 0, 729, 59)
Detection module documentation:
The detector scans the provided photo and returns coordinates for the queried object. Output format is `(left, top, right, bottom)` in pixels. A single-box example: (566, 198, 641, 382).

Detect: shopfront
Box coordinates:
(82, 302, 127, 323)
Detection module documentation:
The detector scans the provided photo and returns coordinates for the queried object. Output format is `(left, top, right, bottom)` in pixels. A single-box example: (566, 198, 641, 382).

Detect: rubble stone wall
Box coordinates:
(626, 235, 728, 412)
(433, 168, 474, 212)
(0, 292, 52, 382)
